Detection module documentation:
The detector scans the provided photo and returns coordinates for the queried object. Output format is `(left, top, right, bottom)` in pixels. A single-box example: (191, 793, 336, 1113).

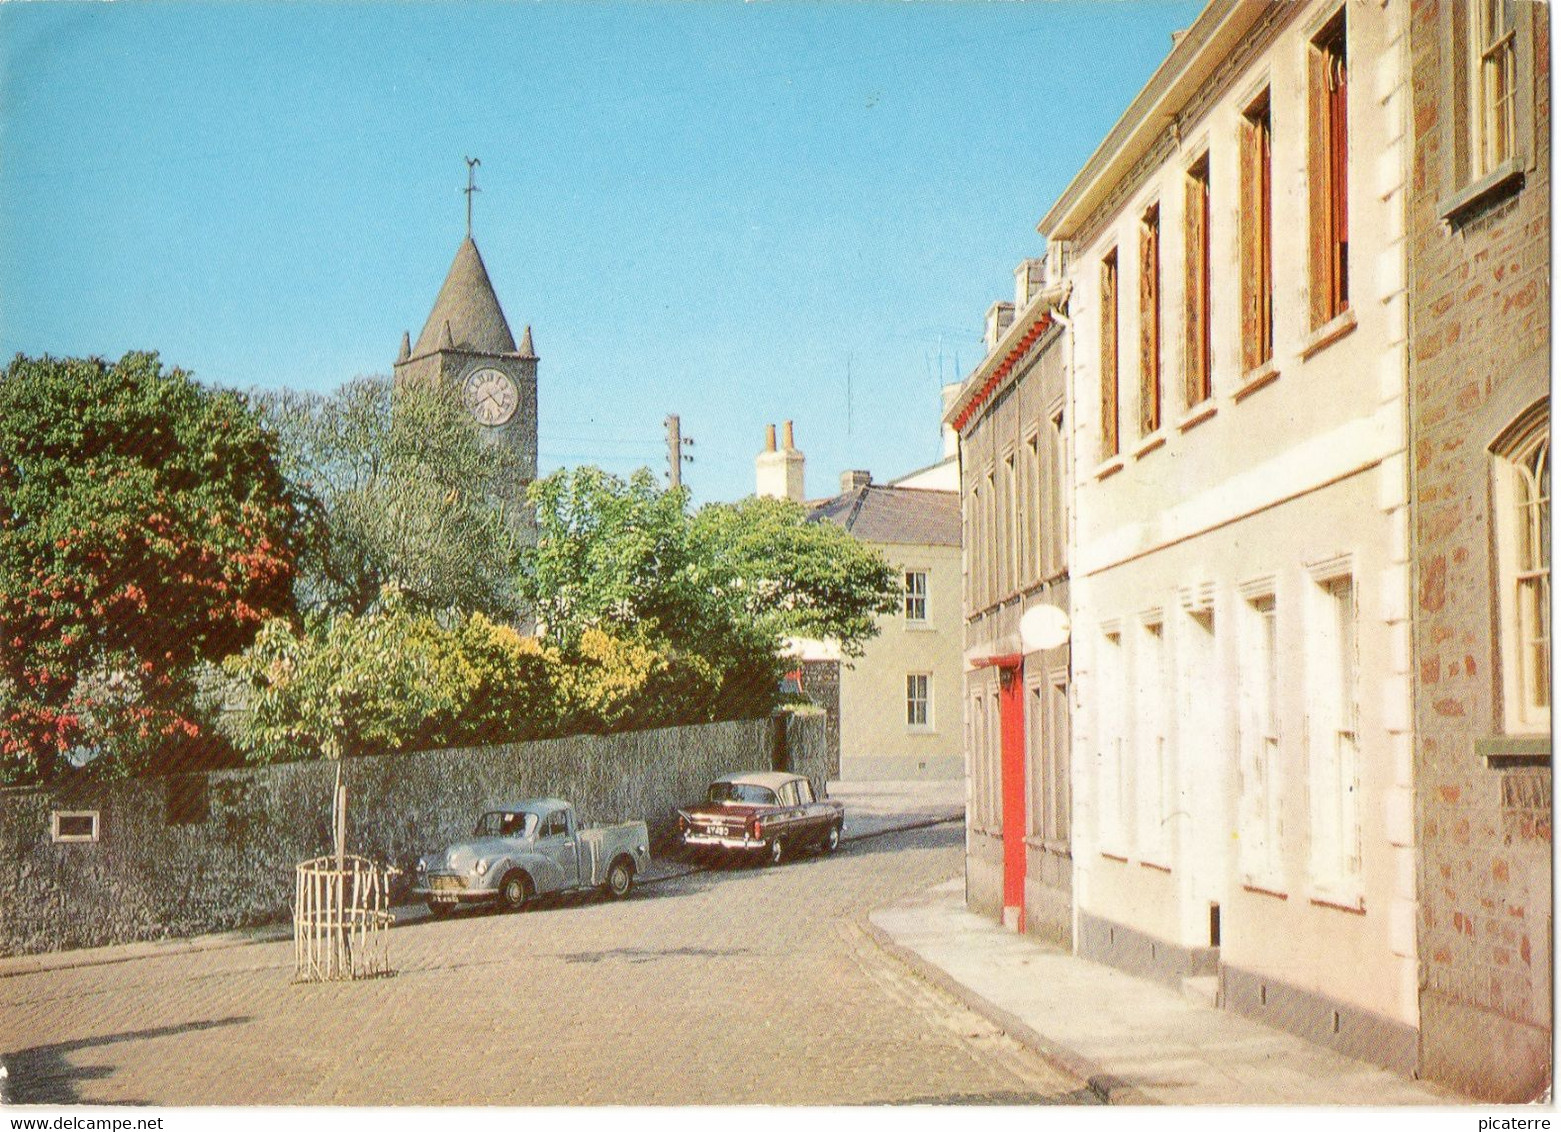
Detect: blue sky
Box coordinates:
(1, 1, 1201, 505)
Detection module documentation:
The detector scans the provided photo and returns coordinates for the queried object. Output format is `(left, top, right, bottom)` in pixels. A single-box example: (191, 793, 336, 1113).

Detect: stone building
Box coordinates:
(394, 235, 539, 516)
(1406, 0, 1551, 1102)
(1037, 0, 1420, 1073)
(945, 256, 1074, 947)
(758, 424, 965, 781)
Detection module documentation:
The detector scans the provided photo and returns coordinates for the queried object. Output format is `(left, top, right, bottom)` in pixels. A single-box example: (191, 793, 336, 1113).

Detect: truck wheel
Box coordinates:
(767, 838, 785, 867)
(604, 856, 634, 900)
(498, 870, 532, 913)
(820, 823, 841, 853)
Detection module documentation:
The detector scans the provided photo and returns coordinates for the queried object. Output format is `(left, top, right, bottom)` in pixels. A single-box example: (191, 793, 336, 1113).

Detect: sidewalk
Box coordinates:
(869, 877, 1466, 1106)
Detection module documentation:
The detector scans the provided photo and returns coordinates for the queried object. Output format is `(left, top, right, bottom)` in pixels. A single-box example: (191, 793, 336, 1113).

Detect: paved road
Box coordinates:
(0, 822, 1094, 1106)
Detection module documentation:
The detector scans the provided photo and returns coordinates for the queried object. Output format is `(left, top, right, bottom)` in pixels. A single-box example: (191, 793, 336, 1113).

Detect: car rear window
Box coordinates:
(708, 782, 779, 805)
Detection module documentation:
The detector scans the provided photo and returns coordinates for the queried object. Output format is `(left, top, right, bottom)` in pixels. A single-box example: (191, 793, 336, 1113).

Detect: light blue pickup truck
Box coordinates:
(411, 797, 651, 916)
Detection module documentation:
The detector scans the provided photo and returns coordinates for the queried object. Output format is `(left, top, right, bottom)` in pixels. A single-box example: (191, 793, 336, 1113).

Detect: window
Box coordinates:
(1241, 91, 1274, 373)
(1239, 591, 1281, 884)
(907, 673, 930, 728)
(1004, 450, 1019, 591)
(1023, 430, 1041, 581)
(904, 570, 928, 623)
(1138, 618, 1170, 864)
(52, 811, 100, 843)
(1098, 628, 1127, 854)
(1493, 405, 1550, 734)
(1184, 156, 1213, 406)
(795, 778, 815, 804)
(1027, 673, 1072, 845)
(1308, 574, 1361, 894)
(1049, 409, 1067, 574)
(1100, 250, 1121, 459)
(1309, 13, 1350, 329)
(1139, 204, 1162, 436)
(984, 467, 997, 604)
(1475, 0, 1518, 176)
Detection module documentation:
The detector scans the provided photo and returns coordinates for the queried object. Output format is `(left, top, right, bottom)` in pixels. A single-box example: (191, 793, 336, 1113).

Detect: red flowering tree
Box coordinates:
(0, 352, 302, 782)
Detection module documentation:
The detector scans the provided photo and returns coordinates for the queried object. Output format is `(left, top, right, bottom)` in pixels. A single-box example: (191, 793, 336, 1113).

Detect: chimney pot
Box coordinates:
(764, 423, 777, 453)
(782, 420, 796, 450)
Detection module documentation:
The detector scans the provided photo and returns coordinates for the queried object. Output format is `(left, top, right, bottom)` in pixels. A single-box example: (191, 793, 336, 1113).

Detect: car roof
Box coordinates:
(712, 771, 806, 790)
(488, 798, 570, 816)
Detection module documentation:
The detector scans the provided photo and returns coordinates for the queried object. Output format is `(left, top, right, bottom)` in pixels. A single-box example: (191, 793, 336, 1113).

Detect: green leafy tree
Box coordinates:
(691, 495, 901, 658)
(223, 587, 564, 764)
(519, 467, 900, 724)
(257, 377, 526, 618)
(0, 352, 301, 782)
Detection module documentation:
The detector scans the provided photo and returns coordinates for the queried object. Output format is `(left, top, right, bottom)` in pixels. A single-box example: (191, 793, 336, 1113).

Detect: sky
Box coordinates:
(0, 0, 1202, 506)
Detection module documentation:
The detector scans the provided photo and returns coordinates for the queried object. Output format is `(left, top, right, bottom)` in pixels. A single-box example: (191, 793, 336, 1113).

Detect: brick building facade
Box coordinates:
(1407, 0, 1551, 1102)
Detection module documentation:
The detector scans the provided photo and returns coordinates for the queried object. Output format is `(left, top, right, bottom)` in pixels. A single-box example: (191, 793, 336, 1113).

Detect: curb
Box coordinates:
(859, 912, 1156, 1106)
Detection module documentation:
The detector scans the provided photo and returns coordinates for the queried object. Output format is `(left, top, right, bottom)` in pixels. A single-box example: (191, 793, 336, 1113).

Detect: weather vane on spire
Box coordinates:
(464, 156, 481, 237)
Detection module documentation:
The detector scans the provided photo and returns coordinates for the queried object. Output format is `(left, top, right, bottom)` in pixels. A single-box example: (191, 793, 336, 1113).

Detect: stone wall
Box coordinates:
(1407, 1, 1551, 1103)
(0, 710, 827, 957)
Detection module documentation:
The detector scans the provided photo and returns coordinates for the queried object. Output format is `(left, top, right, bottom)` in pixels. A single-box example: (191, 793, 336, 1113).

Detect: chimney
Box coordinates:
(984, 301, 1015, 352)
(1014, 258, 1047, 310)
(756, 421, 806, 502)
(840, 470, 872, 493)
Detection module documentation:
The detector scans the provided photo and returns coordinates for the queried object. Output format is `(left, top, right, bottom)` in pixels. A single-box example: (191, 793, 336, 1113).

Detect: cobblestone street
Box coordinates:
(0, 822, 1094, 1106)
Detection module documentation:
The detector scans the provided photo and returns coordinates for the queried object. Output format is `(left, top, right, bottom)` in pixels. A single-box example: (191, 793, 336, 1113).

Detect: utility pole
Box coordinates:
(665, 414, 694, 489)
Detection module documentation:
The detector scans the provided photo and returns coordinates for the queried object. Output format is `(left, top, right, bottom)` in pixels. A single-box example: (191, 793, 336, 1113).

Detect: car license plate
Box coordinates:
(430, 876, 465, 892)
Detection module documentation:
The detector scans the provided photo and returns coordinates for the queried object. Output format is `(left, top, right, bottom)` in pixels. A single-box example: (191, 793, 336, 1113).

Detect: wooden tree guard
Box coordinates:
(293, 855, 398, 982)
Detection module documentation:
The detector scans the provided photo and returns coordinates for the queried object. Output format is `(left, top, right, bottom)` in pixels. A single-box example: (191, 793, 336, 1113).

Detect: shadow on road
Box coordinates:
(1, 1016, 252, 1105)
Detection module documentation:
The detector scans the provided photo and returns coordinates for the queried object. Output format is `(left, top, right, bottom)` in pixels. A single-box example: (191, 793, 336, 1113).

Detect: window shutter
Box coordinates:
(1240, 121, 1261, 373)
(1184, 173, 1207, 408)
(1139, 214, 1159, 435)
(1308, 46, 1333, 331)
(1100, 256, 1119, 457)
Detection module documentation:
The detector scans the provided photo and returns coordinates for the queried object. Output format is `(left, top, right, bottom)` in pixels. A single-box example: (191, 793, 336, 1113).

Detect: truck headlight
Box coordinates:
(473, 858, 490, 876)
(416, 857, 428, 873)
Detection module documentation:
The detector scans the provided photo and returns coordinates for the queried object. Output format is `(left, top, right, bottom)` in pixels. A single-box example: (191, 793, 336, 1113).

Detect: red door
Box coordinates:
(999, 663, 1027, 931)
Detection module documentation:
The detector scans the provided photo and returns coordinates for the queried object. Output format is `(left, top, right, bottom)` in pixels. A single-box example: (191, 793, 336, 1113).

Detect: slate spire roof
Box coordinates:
(411, 236, 518, 358)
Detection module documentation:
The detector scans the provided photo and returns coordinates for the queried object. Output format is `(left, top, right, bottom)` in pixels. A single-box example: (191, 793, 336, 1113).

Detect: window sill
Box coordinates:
(1300, 307, 1357, 361)
(1131, 431, 1167, 460)
(906, 726, 938, 736)
(1093, 455, 1126, 481)
(1100, 851, 1129, 864)
(1139, 859, 1172, 874)
(1241, 881, 1288, 900)
(1023, 836, 1073, 859)
(1476, 734, 1552, 767)
(1176, 401, 1218, 433)
(1233, 362, 1280, 403)
(1308, 893, 1366, 915)
(1438, 160, 1526, 228)
(903, 621, 935, 633)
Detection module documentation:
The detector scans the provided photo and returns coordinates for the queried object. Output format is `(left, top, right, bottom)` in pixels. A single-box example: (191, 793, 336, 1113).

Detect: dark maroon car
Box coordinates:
(677, 771, 845, 865)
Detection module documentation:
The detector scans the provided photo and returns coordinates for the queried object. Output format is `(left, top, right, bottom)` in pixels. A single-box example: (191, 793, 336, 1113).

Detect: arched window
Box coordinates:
(1491, 402, 1550, 733)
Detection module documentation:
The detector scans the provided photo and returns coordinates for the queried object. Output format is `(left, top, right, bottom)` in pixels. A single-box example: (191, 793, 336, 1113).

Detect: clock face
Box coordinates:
(462, 367, 519, 427)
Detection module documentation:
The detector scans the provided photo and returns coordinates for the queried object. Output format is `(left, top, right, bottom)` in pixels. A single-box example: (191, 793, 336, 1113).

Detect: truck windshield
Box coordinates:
(708, 782, 778, 805)
(475, 811, 536, 838)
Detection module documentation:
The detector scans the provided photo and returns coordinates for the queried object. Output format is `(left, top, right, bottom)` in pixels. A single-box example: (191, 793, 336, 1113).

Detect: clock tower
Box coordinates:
(393, 235, 539, 509)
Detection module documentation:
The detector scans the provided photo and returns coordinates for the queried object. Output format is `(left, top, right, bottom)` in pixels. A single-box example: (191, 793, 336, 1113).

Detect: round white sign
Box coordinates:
(1019, 603, 1071, 651)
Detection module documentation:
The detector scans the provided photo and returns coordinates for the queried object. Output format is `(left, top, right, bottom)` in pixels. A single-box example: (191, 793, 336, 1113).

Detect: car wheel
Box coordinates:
(604, 856, 634, 900)
(426, 901, 454, 918)
(821, 823, 841, 853)
(767, 838, 785, 867)
(497, 870, 531, 913)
